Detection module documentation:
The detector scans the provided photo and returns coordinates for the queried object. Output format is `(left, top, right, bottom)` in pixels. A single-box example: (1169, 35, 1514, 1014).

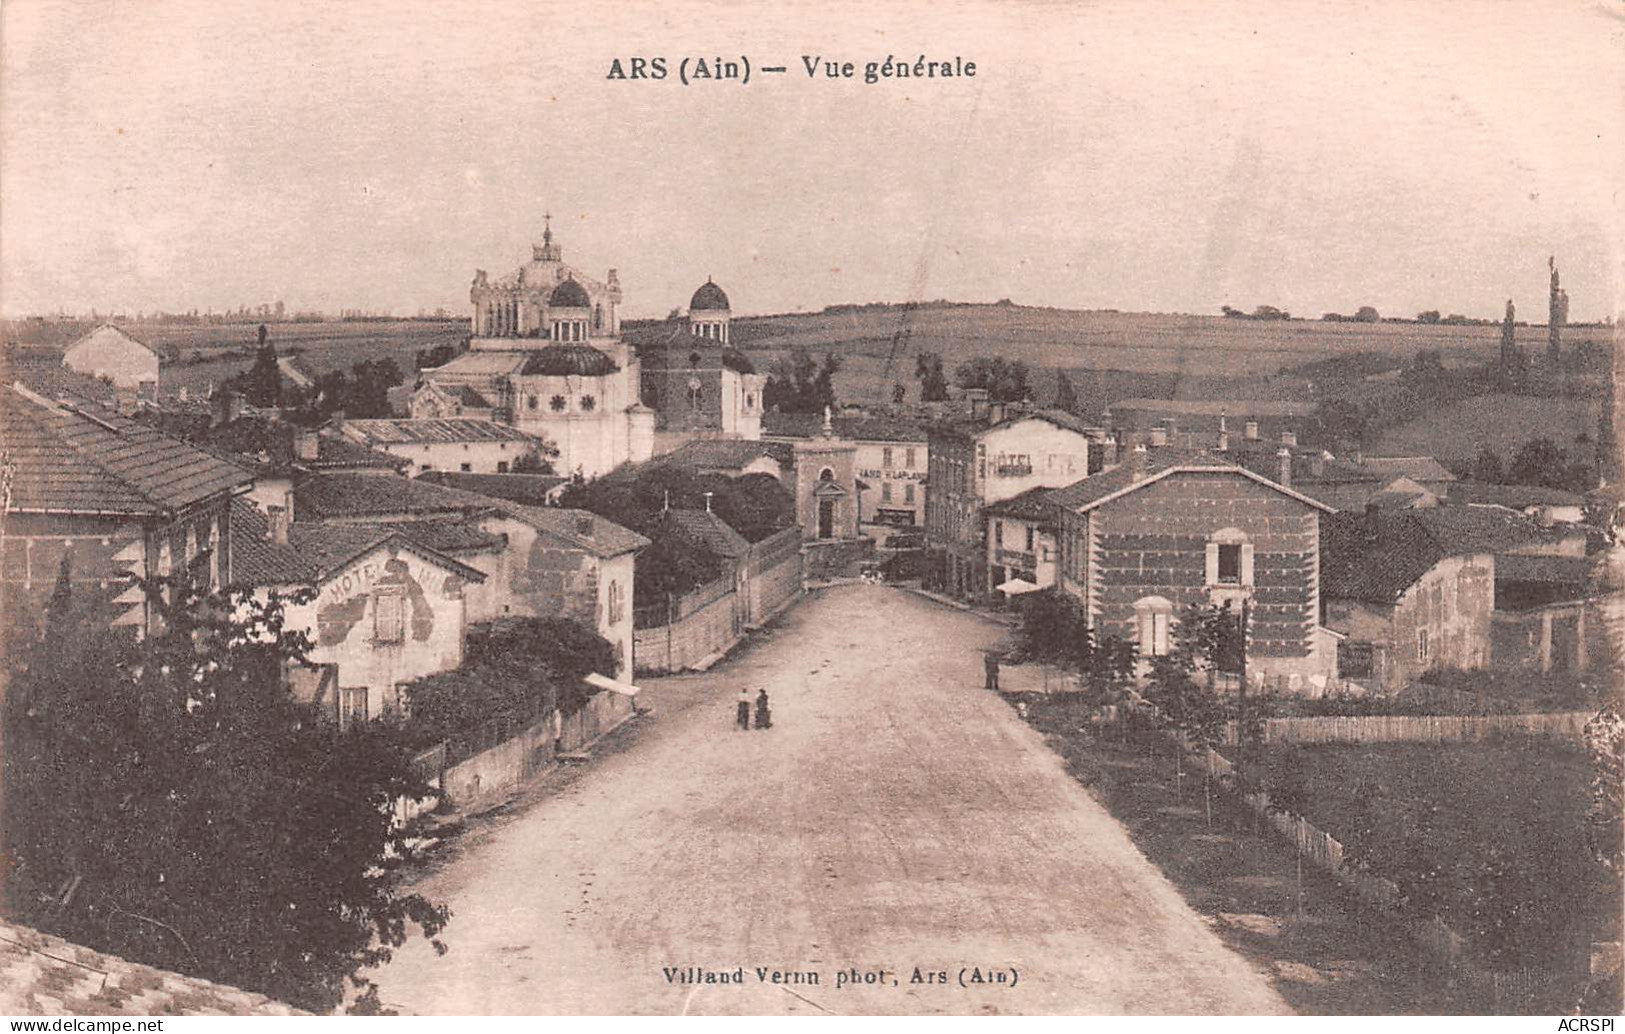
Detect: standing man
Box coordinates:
(984, 650, 1001, 691)
(736, 686, 752, 731)
(754, 688, 773, 730)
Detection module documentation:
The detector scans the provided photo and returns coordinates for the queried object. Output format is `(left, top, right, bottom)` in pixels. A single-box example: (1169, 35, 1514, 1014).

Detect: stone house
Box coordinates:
(1, 383, 251, 640)
(926, 405, 1107, 600)
(60, 324, 169, 399)
(1049, 447, 1338, 691)
(339, 417, 550, 475)
(764, 412, 930, 532)
(1319, 508, 1495, 692)
(983, 486, 1059, 597)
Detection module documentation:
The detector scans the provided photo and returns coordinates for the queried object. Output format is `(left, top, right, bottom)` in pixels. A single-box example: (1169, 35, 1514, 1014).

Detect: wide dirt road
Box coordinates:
(370, 584, 1288, 1015)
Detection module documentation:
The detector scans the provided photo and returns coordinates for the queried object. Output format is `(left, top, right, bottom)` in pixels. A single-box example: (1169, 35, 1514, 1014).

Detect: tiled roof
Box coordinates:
(1495, 553, 1596, 586)
(422, 351, 528, 376)
(1105, 398, 1318, 417)
(1449, 481, 1586, 508)
(4, 355, 119, 405)
(662, 508, 750, 558)
(341, 418, 541, 445)
(293, 472, 499, 520)
(503, 503, 649, 558)
(655, 438, 791, 471)
(0, 920, 305, 1015)
(3, 385, 250, 516)
(762, 411, 932, 443)
(197, 418, 406, 474)
(417, 470, 568, 505)
(1410, 506, 1570, 554)
(1045, 449, 1333, 515)
(230, 499, 488, 587)
(1320, 512, 1460, 604)
(983, 485, 1062, 522)
(1360, 455, 1458, 483)
(454, 385, 493, 408)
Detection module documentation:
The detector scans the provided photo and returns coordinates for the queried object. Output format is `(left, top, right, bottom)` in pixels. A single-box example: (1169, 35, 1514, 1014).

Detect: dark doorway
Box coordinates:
(818, 499, 836, 539)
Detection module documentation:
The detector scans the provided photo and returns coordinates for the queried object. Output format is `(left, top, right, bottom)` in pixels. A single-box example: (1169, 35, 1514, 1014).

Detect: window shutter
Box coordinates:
(1241, 543, 1256, 586)
(1205, 542, 1220, 585)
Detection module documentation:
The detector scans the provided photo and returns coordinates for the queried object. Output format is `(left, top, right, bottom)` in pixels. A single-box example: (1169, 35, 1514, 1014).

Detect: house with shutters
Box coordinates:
(230, 500, 487, 725)
(0, 382, 251, 642)
(1049, 446, 1339, 691)
(983, 486, 1060, 597)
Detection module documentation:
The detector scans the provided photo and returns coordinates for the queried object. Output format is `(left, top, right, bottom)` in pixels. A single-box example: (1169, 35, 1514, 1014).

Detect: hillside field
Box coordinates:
(1372, 394, 1602, 468)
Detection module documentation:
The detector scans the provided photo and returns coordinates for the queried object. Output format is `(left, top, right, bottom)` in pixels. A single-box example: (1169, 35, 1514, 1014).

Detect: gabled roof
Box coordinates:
(984, 485, 1062, 523)
(502, 503, 649, 558)
(341, 418, 541, 445)
(1105, 397, 1317, 417)
(1410, 505, 1573, 554)
(230, 499, 488, 587)
(3, 384, 251, 516)
(1321, 511, 1464, 604)
(0, 919, 305, 1016)
(417, 470, 568, 505)
(661, 508, 750, 558)
(63, 323, 173, 363)
(654, 437, 791, 471)
(1045, 449, 1335, 515)
(1359, 455, 1457, 484)
(762, 410, 934, 443)
(3, 354, 119, 405)
(196, 418, 408, 475)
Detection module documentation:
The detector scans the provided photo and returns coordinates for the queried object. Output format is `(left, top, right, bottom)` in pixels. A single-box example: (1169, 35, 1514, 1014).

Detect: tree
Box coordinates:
(238, 324, 282, 407)
(811, 352, 841, 412)
(1054, 371, 1079, 413)
(1416, 310, 1441, 324)
(1353, 306, 1381, 323)
(511, 441, 560, 474)
(1315, 398, 1367, 447)
(1471, 444, 1505, 484)
(763, 347, 830, 414)
(2, 565, 448, 1013)
(415, 342, 460, 370)
(1251, 305, 1290, 321)
(953, 355, 1031, 403)
(913, 352, 950, 402)
(891, 381, 906, 405)
(1508, 438, 1569, 488)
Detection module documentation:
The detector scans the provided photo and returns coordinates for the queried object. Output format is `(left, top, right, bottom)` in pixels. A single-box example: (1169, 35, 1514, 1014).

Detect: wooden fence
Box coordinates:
(1220, 710, 1592, 747)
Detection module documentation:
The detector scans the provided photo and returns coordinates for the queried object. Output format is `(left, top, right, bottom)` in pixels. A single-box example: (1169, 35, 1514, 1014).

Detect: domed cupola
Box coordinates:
(550, 276, 591, 309)
(548, 276, 592, 341)
(687, 277, 732, 344)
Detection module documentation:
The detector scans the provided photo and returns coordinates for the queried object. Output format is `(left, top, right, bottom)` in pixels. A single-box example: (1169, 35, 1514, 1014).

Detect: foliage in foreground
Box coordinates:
(2, 564, 448, 1013)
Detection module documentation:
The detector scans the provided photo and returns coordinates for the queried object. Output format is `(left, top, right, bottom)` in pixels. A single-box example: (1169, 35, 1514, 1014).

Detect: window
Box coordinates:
(1417, 629, 1430, 664)
(1206, 528, 1253, 588)
(580, 394, 596, 412)
(905, 447, 916, 469)
(460, 462, 473, 472)
(420, 464, 432, 472)
(527, 394, 539, 411)
(882, 481, 893, 502)
(374, 590, 405, 644)
(1025, 526, 1035, 552)
(904, 483, 916, 504)
(883, 447, 894, 468)
(819, 467, 835, 482)
(994, 520, 1004, 547)
(497, 461, 509, 473)
(608, 581, 624, 625)
(338, 686, 368, 729)
(550, 394, 567, 412)
(1134, 596, 1174, 657)
(689, 351, 702, 367)
(689, 385, 703, 410)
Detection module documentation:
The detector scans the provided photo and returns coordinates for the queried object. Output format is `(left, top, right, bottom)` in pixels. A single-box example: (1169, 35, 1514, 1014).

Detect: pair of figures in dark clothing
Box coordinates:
(736, 688, 773, 730)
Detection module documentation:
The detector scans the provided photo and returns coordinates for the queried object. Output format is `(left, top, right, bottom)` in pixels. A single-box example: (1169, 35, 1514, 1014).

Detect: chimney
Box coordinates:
(294, 429, 321, 462)
(267, 504, 291, 547)
(1149, 425, 1168, 447)
(1363, 500, 1382, 538)
(1129, 443, 1148, 475)
(703, 491, 714, 512)
(1216, 431, 1229, 452)
(988, 400, 1007, 426)
(1277, 447, 1293, 487)
(965, 388, 990, 422)
(1280, 429, 1298, 448)
(1245, 420, 1259, 441)
(1218, 413, 1228, 434)
(1101, 436, 1119, 468)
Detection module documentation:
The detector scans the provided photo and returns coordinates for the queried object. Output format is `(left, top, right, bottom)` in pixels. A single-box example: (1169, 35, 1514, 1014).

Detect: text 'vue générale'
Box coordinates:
(606, 55, 977, 86)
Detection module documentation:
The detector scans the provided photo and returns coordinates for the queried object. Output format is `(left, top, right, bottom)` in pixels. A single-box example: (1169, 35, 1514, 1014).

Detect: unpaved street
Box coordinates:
(370, 585, 1288, 1015)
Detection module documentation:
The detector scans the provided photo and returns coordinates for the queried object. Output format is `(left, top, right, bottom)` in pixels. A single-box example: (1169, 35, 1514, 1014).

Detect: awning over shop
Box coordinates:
(997, 578, 1041, 596)
(584, 672, 641, 697)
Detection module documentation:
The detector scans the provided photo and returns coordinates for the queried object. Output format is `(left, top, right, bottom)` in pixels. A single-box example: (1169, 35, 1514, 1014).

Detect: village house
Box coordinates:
(644, 437, 789, 480)
(926, 403, 1108, 599)
(1319, 508, 1495, 693)
(59, 324, 175, 403)
(416, 469, 570, 506)
(1233, 445, 1444, 512)
(230, 500, 487, 726)
(339, 417, 550, 475)
(764, 412, 930, 534)
(289, 472, 647, 676)
(190, 418, 408, 515)
(1048, 446, 1339, 691)
(983, 486, 1060, 599)
(1103, 398, 1319, 448)
(0, 383, 252, 640)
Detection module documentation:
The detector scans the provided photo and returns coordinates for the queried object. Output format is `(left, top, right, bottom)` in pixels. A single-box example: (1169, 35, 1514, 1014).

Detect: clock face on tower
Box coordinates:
(688, 377, 702, 391)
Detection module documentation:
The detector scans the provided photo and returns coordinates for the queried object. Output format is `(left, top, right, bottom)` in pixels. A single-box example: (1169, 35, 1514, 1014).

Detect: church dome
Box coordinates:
(690, 279, 731, 311)
(519, 345, 621, 377)
(549, 277, 591, 308)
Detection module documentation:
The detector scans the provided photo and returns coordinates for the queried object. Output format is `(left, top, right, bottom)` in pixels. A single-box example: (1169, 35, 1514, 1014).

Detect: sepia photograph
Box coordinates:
(1, 0, 1622, 1019)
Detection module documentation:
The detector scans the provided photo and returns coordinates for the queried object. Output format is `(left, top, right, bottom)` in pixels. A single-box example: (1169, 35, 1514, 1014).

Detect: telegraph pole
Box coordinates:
(1236, 597, 1250, 766)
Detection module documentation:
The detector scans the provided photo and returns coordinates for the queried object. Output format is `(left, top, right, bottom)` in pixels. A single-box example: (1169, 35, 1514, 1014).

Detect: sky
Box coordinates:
(1, 0, 1621, 322)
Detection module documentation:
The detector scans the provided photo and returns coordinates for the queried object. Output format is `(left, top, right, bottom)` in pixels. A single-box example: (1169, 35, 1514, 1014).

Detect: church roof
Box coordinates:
(518, 345, 620, 377)
(549, 277, 591, 308)
(690, 279, 731, 311)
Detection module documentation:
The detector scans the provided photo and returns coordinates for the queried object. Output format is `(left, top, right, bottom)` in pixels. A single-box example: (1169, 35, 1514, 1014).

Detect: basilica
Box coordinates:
(411, 221, 763, 477)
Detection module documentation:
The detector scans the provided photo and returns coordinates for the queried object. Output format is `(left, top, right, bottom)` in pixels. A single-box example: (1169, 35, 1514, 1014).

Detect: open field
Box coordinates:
(1257, 739, 1620, 973)
(1371, 393, 1603, 467)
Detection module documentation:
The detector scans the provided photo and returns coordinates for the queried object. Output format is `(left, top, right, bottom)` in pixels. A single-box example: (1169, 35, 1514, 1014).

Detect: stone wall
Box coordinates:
(802, 537, 874, 581)
(437, 688, 635, 808)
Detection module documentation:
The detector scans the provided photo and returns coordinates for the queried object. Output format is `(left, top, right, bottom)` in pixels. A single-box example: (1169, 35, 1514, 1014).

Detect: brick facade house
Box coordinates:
(1050, 448, 1338, 690)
